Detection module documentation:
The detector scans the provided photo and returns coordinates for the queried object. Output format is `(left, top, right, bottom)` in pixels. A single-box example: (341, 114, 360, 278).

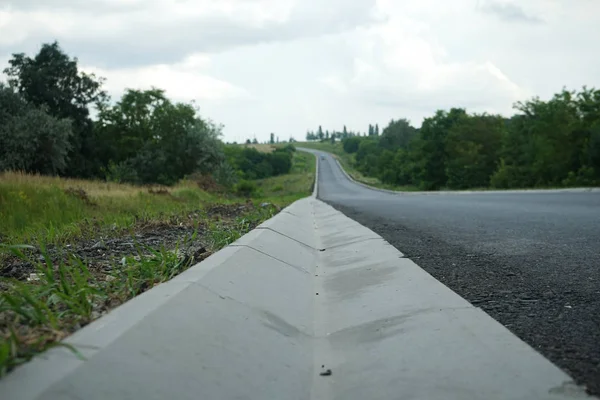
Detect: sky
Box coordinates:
(1, 0, 599, 143)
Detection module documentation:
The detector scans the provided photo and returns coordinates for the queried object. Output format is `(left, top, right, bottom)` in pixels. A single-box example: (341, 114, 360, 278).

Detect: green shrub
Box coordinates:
(235, 180, 258, 197)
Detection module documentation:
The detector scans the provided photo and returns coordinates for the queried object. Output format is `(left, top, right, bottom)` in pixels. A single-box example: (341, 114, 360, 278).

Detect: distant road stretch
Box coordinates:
(309, 149, 600, 395)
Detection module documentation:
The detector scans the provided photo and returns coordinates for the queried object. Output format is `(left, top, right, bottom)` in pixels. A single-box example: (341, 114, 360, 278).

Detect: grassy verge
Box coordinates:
(0, 152, 315, 376)
(255, 151, 316, 201)
(297, 142, 418, 191)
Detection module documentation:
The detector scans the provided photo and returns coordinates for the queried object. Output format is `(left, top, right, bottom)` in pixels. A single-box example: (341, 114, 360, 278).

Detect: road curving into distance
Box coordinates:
(306, 149, 600, 395)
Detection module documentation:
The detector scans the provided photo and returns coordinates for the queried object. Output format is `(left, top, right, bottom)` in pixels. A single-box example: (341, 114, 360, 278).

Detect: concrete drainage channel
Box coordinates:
(0, 165, 594, 400)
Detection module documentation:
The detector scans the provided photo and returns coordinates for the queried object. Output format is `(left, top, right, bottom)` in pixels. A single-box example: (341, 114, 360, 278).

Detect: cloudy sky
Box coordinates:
(1, 0, 599, 142)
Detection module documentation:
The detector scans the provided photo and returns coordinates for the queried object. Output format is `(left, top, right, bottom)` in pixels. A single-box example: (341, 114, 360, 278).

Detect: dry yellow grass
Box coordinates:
(242, 144, 276, 153)
(0, 171, 221, 244)
(0, 171, 173, 199)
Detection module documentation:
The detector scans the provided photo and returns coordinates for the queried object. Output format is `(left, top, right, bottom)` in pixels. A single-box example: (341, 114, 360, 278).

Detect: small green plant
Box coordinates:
(234, 180, 258, 197)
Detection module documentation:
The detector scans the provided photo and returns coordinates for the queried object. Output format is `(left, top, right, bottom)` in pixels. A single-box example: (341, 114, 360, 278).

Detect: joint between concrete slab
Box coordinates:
(323, 237, 385, 251)
(229, 244, 311, 275)
(255, 227, 317, 250)
(194, 281, 314, 338)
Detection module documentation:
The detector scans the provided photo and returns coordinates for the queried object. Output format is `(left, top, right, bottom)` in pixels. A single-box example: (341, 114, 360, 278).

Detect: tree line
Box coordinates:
(0, 41, 294, 187)
(305, 123, 380, 143)
(337, 90, 600, 190)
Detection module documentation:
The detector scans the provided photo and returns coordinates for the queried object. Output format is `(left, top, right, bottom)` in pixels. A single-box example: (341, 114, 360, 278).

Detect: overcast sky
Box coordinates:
(1, 0, 599, 142)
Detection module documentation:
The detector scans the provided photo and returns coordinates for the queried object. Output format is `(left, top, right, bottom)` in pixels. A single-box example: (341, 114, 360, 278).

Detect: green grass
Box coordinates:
(0, 172, 224, 245)
(254, 151, 316, 203)
(0, 152, 314, 377)
(0, 206, 275, 375)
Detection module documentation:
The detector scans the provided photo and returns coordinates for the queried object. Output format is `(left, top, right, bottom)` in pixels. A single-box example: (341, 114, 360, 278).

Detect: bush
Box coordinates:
(0, 85, 73, 175)
(224, 145, 293, 180)
(561, 166, 598, 187)
(235, 180, 258, 197)
(104, 161, 139, 184)
(342, 137, 361, 153)
(211, 162, 238, 188)
(280, 144, 296, 153)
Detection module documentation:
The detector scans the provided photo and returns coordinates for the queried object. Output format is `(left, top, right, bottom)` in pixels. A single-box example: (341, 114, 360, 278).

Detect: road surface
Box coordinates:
(313, 150, 600, 395)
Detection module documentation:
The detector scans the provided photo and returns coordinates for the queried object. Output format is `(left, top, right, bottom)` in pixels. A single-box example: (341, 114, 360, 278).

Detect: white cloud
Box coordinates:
(83, 54, 248, 103)
(1, 0, 600, 142)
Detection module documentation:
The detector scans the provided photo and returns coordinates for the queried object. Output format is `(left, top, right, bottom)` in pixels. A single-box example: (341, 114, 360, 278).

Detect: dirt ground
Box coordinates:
(0, 202, 275, 282)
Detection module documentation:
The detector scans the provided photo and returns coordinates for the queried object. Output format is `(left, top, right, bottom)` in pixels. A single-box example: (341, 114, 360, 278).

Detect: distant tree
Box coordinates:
(414, 108, 468, 190)
(343, 125, 348, 138)
(270, 133, 275, 144)
(252, 138, 258, 144)
(375, 124, 380, 136)
(246, 139, 251, 144)
(445, 114, 504, 189)
(342, 136, 361, 153)
(325, 131, 330, 140)
(4, 41, 107, 178)
(95, 88, 224, 185)
(380, 119, 417, 150)
(0, 84, 73, 175)
(318, 126, 324, 141)
(368, 124, 373, 136)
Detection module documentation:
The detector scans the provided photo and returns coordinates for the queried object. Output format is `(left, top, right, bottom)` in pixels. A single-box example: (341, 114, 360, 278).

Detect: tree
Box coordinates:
(270, 133, 275, 144)
(414, 108, 467, 190)
(368, 124, 374, 136)
(343, 136, 361, 153)
(0, 84, 72, 175)
(375, 124, 380, 136)
(445, 114, 504, 189)
(96, 88, 224, 184)
(318, 126, 324, 141)
(245, 139, 251, 144)
(343, 125, 348, 139)
(252, 138, 258, 144)
(379, 119, 417, 150)
(4, 41, 107, 178)
(325, 131, 330, 140)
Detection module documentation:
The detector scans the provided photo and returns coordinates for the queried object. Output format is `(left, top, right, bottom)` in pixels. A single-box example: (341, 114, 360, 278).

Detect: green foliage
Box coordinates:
(445, 114, 504, 189)
(95, 88, 225, 185)
(379, 118, 417, 150)
(224, 146, 293, 180)
(212, 162, 238, 187)
(4, 42, 107, 178)
(234, 180, 258, 197)
(1, 42, 226, 186)
(328, 88, 600, 191)
(343, 136, 361, 153)
(0, 85, 73, 175)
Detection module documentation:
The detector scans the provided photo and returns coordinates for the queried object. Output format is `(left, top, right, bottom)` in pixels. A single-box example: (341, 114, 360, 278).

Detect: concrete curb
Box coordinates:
(312, 151, 319, 198)
(0, 164, 594, 399)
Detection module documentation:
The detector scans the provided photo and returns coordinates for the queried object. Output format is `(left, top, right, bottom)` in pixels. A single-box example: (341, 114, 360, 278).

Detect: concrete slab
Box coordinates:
(319, 307, 579, 400)
(0, 194, 593, 400)
(38, 284, 312, 400)
(233, 227, 316, 273)
(197, 245, 314, 332)
(257, 211, 317, 249)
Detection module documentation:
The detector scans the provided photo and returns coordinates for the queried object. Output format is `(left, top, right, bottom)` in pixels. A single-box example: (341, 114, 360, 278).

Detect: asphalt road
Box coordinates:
(312, 150, 600, 395)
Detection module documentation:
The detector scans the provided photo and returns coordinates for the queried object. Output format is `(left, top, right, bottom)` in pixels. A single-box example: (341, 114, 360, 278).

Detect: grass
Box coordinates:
(0, 151, 315, 377)
(0, 171, 225, 245)
(255, 151, 316, 202)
